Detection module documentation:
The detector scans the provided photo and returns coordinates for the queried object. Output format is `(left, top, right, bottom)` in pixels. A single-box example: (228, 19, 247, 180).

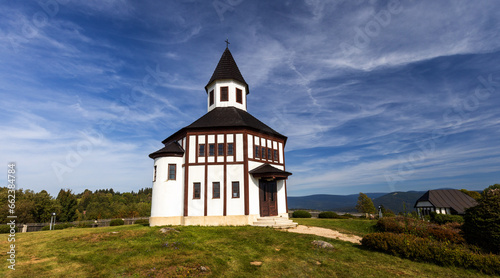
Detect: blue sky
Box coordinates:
(1, 0, 499, 197)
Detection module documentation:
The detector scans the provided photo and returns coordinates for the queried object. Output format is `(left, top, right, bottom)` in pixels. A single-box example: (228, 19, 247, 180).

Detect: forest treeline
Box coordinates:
(0, 187, 151, 224)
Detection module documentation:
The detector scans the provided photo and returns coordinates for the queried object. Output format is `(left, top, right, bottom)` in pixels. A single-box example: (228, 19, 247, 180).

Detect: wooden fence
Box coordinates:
(15, 217, 149, 233)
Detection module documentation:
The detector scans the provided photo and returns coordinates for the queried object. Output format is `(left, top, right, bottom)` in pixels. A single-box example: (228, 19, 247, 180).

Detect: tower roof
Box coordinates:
(148, 141, 184, 159)
(205, 47, 249, 94)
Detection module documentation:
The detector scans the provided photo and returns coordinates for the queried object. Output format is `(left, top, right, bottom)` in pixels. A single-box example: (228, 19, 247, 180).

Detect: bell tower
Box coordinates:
(205, 46, 249, 112)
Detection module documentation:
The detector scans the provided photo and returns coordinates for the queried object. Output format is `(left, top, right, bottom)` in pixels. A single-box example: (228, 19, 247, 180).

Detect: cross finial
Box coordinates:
(225, 38, 230, 48)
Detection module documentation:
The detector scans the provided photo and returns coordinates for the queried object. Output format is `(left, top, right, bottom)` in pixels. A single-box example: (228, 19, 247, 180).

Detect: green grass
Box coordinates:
(0, 221, 491, 277)
(293, 218, 378, 237)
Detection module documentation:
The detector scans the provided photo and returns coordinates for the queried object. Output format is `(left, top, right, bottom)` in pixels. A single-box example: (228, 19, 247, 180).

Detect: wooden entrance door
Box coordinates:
(259, 180, 278, 216)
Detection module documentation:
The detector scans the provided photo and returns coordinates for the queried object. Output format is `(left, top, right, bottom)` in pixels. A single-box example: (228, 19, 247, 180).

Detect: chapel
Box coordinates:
(148, 46, 292, 226)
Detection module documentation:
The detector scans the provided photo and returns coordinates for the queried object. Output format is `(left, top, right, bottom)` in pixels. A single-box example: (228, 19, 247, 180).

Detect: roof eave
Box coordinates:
(149, 152, 184, 159)
(204, 79, 250, 95)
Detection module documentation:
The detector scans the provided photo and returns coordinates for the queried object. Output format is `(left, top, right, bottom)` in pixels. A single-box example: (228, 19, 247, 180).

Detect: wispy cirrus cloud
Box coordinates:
(1, 0, 499, 196)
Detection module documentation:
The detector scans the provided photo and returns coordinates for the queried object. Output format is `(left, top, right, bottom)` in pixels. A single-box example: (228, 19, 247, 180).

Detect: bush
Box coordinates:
(0, 225, 18, 234)
(342, 213, 354, 218)
(57, 223, 75, 230)
(429, 212, 464, 224)
(134, 219, 149, 226)
(110, 219, 125, 226)
(463, 187, 500, 254)
(376, 216, 464, 244)
(362, 232, 500, 275)
(318, 211, 340, 219)
(292, 210, 312, 218)
(76, 222, 94, 228)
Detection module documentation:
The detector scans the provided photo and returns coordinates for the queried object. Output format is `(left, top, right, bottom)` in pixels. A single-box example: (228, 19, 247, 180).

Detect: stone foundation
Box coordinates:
(149, 214, 267, 227)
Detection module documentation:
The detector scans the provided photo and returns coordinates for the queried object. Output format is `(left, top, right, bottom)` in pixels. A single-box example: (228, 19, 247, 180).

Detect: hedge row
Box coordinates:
(318, 211, 339, 219)
(362, 232, 500, 275)
(376, 217, 464, 244)
(292, 210, 312, 218)
(134, 219, 149, 226)
(41, 223, 75, 231)
(0, 225, 18, 234)
(110, 219, 125, 226)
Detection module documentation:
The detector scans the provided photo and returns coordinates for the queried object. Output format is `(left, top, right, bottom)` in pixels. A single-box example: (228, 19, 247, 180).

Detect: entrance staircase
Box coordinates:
(252, 216, 298, 229)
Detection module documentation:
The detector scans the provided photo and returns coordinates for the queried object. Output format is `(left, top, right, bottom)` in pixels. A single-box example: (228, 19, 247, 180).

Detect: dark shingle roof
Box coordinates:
(149, 141, 184, 159)
(249, 163, 292, 179)
(205, 47, 249, 93)
(414, 189, 478, 214)
(162, 107, 286, 144)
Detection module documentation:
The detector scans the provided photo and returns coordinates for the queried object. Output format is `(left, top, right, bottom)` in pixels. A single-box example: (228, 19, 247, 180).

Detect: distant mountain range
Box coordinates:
(288, 191, 427, 214)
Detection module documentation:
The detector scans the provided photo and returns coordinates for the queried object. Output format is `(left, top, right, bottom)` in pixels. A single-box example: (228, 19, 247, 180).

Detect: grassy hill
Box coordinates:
(0, 223, 489, 277)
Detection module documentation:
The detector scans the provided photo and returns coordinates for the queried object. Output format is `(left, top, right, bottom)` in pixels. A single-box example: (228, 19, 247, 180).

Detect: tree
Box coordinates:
(460, 189, 481, 201)
(380, 205, 395, 217)
(57, 189, 78, 222)
(33, 190, 58, 223)
(463, 185, 500, 254)
(15, 189, 36, 224)
(356, 192, 376, 214)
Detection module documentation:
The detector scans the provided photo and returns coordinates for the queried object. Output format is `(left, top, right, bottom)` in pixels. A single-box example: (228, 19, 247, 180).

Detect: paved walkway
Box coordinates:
(285, 225, 362, 244)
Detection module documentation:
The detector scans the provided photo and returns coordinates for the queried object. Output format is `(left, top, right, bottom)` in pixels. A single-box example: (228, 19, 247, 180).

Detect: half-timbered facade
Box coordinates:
(149, 47, 292, 226)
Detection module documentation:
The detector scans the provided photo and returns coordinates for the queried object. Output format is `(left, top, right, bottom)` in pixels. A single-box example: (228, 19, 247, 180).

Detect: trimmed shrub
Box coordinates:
(110, 219, 125, 226)
(134, 219, 149, 226)
(0, 225, 18, 234)
(292, 210, 312, 218)
(318, 211, 340, 219)
(463, 188, 500, 254)
(362, 232, 500, 275)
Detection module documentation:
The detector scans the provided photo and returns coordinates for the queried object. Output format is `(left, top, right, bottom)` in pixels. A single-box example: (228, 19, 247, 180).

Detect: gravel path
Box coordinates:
(286, 225, 362, 244)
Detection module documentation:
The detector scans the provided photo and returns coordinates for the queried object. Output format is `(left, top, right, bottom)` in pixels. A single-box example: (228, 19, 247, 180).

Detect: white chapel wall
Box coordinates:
(247, 134, 254, 159)
(188, 135, 196, 163)
(277, 180, 287, 214)
(235, 133, 244, 162)
(151, 156, 184, 217)
(248, 172, 261, 215)
(207, 164, 224, 216)
(226, 164, 245, 215)
(187, 165, 205, 216)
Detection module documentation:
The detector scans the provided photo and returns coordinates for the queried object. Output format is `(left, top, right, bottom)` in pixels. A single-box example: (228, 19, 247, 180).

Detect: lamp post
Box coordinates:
(50, 212, 56, 230)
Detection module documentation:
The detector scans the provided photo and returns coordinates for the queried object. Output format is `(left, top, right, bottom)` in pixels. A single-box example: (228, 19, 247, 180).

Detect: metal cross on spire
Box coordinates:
(225, 38, 230, 48)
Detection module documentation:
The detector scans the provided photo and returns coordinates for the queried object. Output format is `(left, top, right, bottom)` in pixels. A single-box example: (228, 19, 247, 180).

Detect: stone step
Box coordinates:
(253, 219, 294, 224)
(257, 217, 286, 221)
(252, 217, 298, 229)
